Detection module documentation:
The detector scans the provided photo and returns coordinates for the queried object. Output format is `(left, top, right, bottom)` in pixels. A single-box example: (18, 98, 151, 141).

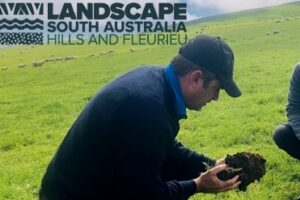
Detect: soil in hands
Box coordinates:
(217, 152, 266, 191)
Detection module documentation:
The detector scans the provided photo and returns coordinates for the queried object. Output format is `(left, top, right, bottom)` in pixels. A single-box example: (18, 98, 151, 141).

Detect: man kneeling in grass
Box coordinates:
(40, 35, 242, 200)
(273, 64, 300, 200)
(273, 64, 300, 160)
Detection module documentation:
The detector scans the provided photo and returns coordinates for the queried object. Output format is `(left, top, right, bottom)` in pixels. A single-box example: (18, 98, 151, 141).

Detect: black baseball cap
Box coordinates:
(179, 35, 241, 97)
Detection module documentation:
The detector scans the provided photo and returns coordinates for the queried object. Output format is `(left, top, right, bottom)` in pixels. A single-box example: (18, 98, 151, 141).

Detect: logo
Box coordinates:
(0, 3, 44, 45)
(0, 2, 188, 46)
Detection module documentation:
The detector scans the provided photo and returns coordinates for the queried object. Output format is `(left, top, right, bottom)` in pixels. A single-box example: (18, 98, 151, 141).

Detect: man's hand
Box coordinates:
(215, 157, 225, 166)
(193, 164, 241, 193)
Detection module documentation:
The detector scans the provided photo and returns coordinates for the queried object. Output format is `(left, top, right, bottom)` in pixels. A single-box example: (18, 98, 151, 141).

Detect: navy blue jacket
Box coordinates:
(40, 66, 215, 200)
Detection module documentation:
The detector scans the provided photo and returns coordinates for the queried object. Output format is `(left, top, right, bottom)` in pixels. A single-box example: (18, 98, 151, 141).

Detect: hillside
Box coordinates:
(1, 2, 300, 200)
(188, 1, 300, 24)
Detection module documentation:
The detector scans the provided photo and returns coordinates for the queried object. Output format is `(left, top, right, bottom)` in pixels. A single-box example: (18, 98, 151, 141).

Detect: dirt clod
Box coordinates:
(217, 152, 266, 191)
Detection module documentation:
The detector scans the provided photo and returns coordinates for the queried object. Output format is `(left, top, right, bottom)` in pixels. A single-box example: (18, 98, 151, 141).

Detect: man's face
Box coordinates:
(184, 73, 221, 111)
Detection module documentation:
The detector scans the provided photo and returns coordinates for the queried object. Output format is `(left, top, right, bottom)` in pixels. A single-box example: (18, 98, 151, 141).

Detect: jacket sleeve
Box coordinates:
(287, 64, 300, 139)
(114, 99, 196, 200)
(162, 140, 216, 181)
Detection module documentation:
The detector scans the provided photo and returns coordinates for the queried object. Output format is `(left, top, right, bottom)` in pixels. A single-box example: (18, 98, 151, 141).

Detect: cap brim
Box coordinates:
(220, 77, 241, 98)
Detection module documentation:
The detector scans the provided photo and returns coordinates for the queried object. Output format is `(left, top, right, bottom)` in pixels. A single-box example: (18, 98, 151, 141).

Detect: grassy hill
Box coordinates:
(1, 1, 300, 199)
(188, 1, 300, 24)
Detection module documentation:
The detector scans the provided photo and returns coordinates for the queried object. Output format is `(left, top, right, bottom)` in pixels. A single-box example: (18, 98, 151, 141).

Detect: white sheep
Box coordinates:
(18, 64, 26, 68)
(32, 61, 45, 67)
(64, 56, 78, 61)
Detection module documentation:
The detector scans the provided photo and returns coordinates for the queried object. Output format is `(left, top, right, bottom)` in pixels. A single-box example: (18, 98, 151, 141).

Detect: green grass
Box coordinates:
(1, 2, 300, 199)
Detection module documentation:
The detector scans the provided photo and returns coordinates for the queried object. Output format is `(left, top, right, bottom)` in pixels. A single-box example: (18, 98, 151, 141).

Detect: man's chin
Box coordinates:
(189, 105, 204, 111)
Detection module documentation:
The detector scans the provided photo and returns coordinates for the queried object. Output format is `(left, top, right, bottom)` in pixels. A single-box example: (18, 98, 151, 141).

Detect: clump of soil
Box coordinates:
(217, 152, 266, 191)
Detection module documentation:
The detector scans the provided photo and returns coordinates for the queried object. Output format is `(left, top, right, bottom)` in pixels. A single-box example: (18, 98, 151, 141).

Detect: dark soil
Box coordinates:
(217, 152, 266, 191)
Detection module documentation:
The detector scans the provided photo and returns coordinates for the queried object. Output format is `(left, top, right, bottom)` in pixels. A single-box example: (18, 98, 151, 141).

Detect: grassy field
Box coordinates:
(1, 2, 300, 200)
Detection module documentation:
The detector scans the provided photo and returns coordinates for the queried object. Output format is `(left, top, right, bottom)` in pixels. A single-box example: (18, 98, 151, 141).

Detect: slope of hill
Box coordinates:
(1, 2, 300, 200)
(188, 1, 300, 24)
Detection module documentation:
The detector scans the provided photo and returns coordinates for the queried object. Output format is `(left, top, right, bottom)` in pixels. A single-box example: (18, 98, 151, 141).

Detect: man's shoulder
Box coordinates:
(292, 64, 300, 83)
(114, 65, 166, 93)
(106, 66, 171, 119)
(126, 66, 167, 102)
(125, 65, 165, 80)
(294, 63, 300, 74)
(96, 65, 168, 105)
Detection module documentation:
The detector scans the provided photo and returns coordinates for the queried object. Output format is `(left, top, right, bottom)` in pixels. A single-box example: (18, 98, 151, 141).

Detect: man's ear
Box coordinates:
(190, 70, 204, 85)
